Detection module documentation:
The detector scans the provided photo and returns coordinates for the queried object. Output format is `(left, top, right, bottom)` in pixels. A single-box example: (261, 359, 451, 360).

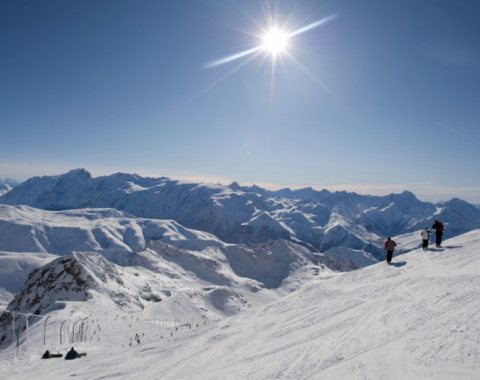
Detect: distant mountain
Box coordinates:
(0, 178, 19, 187)
(2, 169, 480, 259)
(0, 185, 11, 197)
(0, 205, 367, 300)
(0, 178, 19, 197)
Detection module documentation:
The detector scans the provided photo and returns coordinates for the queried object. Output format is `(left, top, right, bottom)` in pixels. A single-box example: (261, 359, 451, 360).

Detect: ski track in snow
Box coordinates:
(1, 232, 480, 379)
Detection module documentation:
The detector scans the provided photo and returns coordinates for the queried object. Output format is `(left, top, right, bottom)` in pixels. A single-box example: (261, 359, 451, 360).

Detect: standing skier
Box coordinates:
(384, 237, 397, 264)
(432, 220, 444, 248)
(421, 227, 431, 251)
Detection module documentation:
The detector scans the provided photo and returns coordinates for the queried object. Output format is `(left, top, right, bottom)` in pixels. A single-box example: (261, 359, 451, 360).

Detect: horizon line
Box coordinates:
(1, 164, 479, 204)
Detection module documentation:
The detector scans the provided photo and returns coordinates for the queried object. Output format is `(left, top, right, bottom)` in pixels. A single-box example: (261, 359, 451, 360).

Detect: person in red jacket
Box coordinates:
(384, 237, 397, 264)
(432, 219, 445, 248)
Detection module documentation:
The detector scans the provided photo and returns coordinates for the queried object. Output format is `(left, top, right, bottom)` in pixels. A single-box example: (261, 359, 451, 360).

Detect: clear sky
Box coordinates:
(1, 0, 479, 202)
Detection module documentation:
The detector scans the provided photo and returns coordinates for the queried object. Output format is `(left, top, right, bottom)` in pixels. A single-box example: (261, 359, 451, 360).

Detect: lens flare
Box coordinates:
(205, 14, 336, 69)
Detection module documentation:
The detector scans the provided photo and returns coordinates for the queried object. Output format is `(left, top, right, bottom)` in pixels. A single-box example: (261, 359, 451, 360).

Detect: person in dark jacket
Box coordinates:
(384, 237, 397, 264)
(432, 220, 444, 248)
(65, 347, 87, 360)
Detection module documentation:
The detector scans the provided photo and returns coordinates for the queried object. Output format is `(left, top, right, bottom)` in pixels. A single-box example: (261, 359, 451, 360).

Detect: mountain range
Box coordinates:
(2, 169, 480, 260)
(1, 169, 480, 378)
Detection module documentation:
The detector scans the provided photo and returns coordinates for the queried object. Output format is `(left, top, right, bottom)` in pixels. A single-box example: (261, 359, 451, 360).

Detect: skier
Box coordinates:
(384, 237, 397, 264)
(432, 219, 444, 248)
(421, 228, 431, 251)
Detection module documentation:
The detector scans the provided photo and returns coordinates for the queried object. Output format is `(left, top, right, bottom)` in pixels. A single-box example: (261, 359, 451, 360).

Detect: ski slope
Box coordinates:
(1, 231, 479, 379)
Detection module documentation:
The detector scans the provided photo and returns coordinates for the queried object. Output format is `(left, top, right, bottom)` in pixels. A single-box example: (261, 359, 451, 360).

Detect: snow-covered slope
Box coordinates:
(0, 252, 56, 294)
(0, 184, 12, 197)
(1, 231, 479, 379)
(0, 178, 18, 196)
(2, 169, 480, 259)
(0, 204, 225, 255)
(0, 203, 377, 329)
(0, 203, 374, 275)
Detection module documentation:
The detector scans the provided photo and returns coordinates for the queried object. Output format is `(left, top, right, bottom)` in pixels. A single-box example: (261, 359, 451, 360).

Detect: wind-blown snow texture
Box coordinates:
(2, 169, 480, 259)
(1, 232, 479, 379)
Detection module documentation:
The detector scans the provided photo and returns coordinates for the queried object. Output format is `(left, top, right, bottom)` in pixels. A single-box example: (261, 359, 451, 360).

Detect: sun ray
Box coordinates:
(204, 10, 338, 97)
(288, 14, 337, 37)
(284, 50, 333, 94)
(269, 54, 277, 105)
(205, 46, 262, 68)
(229, 1, 266, 35)
(283, 0, 303, 29)
(199, 49, 263, 96)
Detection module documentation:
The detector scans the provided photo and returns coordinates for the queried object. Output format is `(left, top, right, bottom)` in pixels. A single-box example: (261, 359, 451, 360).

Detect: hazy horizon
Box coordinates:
(1, 165, 479, 204)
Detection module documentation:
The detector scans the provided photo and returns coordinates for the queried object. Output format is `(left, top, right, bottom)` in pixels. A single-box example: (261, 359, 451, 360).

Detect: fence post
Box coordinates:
(71, 319, 82, 343)
(26, 315, 30, 351)
(81, 317, 89, 342)
(43, 315, 52, 346)
(60, 321, 67, 345)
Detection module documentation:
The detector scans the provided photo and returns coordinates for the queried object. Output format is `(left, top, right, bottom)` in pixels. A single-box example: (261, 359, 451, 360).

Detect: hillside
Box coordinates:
(1, 231, 479, 379)
(0, 204, 369, 297)
(2, 169, 480, 259)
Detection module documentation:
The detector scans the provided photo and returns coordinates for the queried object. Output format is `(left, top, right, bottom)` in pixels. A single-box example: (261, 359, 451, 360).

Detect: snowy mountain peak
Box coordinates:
(63, 168, 92, 180)
(1, 169, 480, 259)
(4, 254, 92, 318)
(4, 252, 124, 317)
(228, 181, 241, 190)
(389, 190, 417, 201)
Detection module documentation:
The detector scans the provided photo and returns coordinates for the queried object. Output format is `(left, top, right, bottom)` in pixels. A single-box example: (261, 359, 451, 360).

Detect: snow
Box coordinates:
(1, 231, 479, 379)
(0, 204, 371, 299)
(2, 169, 480, 259)
(0, 251, 56, 293)
(323, 247, 377, 270)
(0, 184, 12, 197)
(1, 170, 480, 379)
(0, 204, 225, 255)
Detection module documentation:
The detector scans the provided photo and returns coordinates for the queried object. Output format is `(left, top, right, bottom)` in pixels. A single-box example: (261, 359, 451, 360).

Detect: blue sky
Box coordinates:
(1, 0, 479, 202)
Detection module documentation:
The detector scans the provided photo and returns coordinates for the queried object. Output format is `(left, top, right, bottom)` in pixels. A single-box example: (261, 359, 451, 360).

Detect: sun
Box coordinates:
(205, 14, 336, 68)
(261, 28, 289, 55)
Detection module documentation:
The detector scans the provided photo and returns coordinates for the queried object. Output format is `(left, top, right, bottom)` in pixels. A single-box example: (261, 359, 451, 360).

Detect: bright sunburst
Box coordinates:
(205, 14, 336, 69)
(261, 28, 289, 55)
(202, 13, 337, 99)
